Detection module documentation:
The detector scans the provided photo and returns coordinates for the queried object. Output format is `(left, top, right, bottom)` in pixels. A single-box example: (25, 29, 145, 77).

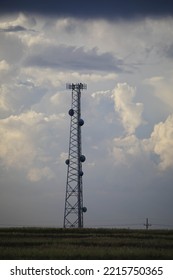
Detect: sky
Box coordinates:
(0, 0, 173, 229)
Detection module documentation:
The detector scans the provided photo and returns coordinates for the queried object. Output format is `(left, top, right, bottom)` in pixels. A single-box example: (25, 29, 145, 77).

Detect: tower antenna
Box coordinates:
(64, 83, 87, 228)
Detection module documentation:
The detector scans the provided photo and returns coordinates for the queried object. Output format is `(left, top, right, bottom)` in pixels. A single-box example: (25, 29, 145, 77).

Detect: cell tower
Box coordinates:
(64, 83, 87, 228)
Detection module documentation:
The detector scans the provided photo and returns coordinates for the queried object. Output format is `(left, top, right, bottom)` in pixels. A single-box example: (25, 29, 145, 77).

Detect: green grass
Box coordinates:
(0, 227, 173, 259)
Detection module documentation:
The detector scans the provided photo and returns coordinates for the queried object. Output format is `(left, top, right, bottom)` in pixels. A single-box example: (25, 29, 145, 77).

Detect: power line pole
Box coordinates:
(144, 218, 152, 230)
(64, 83, 87, 228)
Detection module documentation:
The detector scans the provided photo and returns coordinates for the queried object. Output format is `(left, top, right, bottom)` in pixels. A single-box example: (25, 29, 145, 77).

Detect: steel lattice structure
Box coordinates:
(64, 83, 87, 228)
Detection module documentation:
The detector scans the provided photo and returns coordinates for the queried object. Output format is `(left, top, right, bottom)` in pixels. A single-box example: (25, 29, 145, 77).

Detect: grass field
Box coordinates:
(0, 227, 173, 259)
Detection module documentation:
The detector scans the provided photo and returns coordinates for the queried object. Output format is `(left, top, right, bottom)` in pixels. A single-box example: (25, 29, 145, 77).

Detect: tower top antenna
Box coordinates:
(66, 83, 87, 90)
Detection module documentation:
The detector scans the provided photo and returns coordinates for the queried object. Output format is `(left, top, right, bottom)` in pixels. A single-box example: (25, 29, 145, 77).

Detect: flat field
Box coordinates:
(0, 227, 173, 259)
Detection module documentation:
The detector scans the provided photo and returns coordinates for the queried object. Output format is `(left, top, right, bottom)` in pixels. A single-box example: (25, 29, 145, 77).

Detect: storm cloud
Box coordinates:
(25, 45, 123, 72)
(0, 25, 28, 32)
(1, 0, 173, 18)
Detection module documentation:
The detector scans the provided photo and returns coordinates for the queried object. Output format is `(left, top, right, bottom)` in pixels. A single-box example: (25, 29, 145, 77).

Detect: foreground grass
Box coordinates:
(0, 227, 173, 259)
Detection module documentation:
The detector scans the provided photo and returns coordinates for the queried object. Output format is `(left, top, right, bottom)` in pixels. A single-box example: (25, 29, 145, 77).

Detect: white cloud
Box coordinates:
(91, 90, 111, 99)
(0, 110, 64, 174)
(0, 13, 36, 30)
(59, 152, 68, 164)
(112, 114, 173, 171)
(27, 167, 54, 182)
(112, 134, 150, 166)
(0, 59, 10, 71)
(0, 123, 36, 169)
(0, 85, 11, 112)
(150, 114, 173, 170)
(145, 76, 173, 109)
(0, 111, 43, 168)
(23, 67, 117, 89)
(112, 83, 144, 134)
(50, 92, 62, 106)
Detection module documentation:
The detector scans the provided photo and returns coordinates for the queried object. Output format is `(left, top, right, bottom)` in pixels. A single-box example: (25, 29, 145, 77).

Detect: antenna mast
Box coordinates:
(64, 83, 87, 228)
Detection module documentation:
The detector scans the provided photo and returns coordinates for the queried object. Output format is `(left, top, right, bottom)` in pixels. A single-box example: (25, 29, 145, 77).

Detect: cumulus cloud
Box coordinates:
(112, 113, 173, 171)
(150, 114, 173, 170)
(111, 84, 173, 171)
(91, 90, 111, 99)
(23, 67, 117, 89)
(0, 59, 9, 71)
(0, 85, 11, 112)
(27, 167, 54, 182)
(113, 135, 143, 165)
(112, 83, 144, 134)
(111, 133, 154, 172)
(0, 124, 36, 169)
(0, 13, 36, 31)
(0, 32, 24, 65)
(0, 111, 40, 168)
(145, 76, 173, 110)
(0, 110, 65, 180)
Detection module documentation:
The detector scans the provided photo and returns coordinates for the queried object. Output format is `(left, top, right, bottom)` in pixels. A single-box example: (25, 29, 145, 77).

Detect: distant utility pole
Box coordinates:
(144, 218, 152, 230)
(63, 83, 87, 228)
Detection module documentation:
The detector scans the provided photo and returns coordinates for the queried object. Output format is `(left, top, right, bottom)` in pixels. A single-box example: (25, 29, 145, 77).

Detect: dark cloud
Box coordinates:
(1, 0, 173, 19)
(0, 25, 28, 32)
(25, 45, 123, 72)
(165, 44, 173, 58)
